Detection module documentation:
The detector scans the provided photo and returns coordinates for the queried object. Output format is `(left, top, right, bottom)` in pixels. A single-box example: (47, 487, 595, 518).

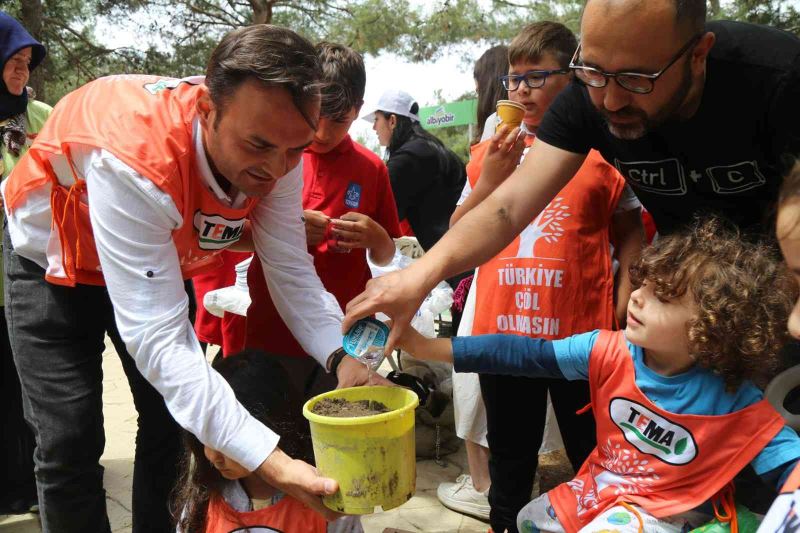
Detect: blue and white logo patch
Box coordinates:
(344, 182, 362, 208)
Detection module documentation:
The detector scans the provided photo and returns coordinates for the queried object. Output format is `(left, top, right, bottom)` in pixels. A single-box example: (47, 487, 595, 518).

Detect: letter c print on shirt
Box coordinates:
(610, 397, 697, 465)
(706, 161, 766, 194)
(614, 158, 687, 196)
(193, 211, 246, 250)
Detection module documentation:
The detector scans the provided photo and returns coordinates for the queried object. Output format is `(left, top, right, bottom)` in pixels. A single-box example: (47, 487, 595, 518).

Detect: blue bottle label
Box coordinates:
(343, 318, 389, 358)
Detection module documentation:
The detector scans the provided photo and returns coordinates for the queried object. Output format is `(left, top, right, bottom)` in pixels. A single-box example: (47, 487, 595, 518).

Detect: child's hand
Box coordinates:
(330, 212, 390, 252)
(388, 320, 454, 363)
(303, 209, 330, 246)
(481, 126, 525, 188)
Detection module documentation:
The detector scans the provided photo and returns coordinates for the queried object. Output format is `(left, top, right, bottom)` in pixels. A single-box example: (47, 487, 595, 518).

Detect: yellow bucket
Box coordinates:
(303, 386, 419, 514)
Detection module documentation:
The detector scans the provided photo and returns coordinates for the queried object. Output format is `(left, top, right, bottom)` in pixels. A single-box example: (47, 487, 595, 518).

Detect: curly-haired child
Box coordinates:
(779, 162, 800, 346)
(392, 218, 800, 533)
(770, 163, 800, 503)
(171, 349, 362, 533)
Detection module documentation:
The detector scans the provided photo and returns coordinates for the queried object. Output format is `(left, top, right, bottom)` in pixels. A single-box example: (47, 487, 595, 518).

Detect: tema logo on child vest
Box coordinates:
(193, 211, 246, 250)
(609, 398, 697, 465)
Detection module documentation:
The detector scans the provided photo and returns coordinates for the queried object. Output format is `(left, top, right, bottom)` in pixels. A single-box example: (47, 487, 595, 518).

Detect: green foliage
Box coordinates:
(3, 0, 798, 107)
(711, 1, 800, 34)
(430, 124, 472, 164)
(354, 132, 383, 157)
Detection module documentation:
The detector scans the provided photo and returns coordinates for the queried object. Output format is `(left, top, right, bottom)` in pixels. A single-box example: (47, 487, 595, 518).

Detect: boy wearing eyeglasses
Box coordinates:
(444, 21, 645, 533)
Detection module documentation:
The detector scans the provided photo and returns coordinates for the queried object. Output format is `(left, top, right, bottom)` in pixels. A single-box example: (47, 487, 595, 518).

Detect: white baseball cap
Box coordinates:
(361, 88, 420, 123)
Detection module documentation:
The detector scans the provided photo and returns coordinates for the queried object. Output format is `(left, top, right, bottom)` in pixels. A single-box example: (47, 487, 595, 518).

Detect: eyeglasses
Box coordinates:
(499, 69, 571, 91)
(569, 33, 703, 94)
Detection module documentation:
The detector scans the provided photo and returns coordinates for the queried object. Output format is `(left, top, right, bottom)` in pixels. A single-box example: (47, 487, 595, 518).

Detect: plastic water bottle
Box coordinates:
(343, 318, 390, 391)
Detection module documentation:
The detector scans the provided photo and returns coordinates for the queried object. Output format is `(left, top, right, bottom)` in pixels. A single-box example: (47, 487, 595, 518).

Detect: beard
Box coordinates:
(598, 59, 694, 140)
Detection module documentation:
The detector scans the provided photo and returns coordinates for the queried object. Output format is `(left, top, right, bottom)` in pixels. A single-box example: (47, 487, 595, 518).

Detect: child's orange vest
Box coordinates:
(466, 139, 625, 339)
(204, 493, 326, 533)
(4, 75, 258, 287)
(548, 330, 785, 532)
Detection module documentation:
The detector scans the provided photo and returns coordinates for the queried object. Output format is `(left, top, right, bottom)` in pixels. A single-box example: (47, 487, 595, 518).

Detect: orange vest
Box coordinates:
(466, 139, 625, 339)
(205, 493, 326, 533)
(782, 462, 800, 493)
(4, 75, 258, 286)
(548, 330, 785, 532)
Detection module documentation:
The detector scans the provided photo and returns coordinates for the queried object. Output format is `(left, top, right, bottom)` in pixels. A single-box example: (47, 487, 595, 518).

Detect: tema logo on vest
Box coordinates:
(609, 398, 697, 465)
(143, 78, 181, 95)
(193, 211, 246, 250)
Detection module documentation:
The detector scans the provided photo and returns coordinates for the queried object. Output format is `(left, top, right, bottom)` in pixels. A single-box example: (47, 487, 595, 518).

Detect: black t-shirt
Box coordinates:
(537, 20, 800, 236)
(387, 136, 466, 252)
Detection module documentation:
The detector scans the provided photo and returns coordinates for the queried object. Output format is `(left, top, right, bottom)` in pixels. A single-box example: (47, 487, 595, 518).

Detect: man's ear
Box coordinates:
(691, 31, 716, 73)
(196, 86, 213, 129)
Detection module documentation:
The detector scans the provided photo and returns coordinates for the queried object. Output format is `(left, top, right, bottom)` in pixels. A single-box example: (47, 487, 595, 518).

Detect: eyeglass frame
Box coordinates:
(499, 68, 571, 91)
(568, 32, 704, 95)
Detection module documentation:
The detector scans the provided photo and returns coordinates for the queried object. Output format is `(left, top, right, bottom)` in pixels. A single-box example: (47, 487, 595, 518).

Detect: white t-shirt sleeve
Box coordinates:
(480, 112, 499, 142)
(83, 148, 278, 472)
(456, 179, 473, 207)
(250, 163, 343, 368)
(614, 183, 642, 213)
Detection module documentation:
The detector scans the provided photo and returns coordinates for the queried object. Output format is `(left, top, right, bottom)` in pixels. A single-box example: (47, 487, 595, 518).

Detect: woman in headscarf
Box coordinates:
(0, 10, 49, 515)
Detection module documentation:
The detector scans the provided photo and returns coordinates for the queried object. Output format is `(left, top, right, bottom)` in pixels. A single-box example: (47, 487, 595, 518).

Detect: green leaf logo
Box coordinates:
(674, 437, 688, 455)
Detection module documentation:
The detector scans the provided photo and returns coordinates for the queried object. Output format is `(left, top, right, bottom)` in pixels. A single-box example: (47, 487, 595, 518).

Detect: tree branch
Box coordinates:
(48, 30, 97, 80)
(43, 16, 116, 54)
(186, 0, 243, 28)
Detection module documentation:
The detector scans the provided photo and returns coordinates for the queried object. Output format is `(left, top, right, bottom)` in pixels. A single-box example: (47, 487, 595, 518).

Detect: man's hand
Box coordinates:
(256, 447, 341, 521)
(304, 209, 330, 246)
(344, 268, 430, 355)
(335, 354, 394, 388)
(480, 126, 526, 189)
(330, 212, 389, 251)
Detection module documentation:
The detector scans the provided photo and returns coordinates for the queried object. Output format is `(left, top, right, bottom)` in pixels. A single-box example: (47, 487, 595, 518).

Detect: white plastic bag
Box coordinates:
(368, 251, 453, 337)
(202, 256, 253, 317)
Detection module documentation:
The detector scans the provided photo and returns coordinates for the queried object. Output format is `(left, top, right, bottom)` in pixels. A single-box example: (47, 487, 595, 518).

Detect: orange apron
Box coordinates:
(467, 140, 625, 339)
(204, 493, 326, 533)
(4, 75, 257, 286)
(548, 330, 785, 532)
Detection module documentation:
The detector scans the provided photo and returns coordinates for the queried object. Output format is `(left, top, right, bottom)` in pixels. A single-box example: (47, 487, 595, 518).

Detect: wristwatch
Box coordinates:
(327, 348, 347, 375)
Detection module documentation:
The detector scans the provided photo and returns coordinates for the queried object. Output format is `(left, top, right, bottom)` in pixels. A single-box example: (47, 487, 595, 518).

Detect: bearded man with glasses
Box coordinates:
(344, 0, 800, 522)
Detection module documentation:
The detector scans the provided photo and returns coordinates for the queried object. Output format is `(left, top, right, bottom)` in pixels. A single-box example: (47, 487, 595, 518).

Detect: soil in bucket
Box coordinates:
(311, 397, 389, 418)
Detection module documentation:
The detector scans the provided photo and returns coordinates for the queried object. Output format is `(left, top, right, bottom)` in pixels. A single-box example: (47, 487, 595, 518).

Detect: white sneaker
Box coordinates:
(437, 474, 491, 520)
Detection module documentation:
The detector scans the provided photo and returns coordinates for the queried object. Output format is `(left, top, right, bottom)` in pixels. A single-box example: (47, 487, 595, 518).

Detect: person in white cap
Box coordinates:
(363, 88, 466, 254)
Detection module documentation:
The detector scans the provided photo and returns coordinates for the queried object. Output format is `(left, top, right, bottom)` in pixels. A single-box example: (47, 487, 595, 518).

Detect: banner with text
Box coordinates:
(419, 99, 477, 129)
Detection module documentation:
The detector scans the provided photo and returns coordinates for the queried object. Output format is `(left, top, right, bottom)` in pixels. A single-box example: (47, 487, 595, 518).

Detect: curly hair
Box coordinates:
(629, 217, 798, 391)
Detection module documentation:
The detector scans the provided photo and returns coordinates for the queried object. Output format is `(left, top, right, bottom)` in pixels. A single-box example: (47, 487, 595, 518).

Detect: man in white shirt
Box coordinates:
(2, 25, 370, 533)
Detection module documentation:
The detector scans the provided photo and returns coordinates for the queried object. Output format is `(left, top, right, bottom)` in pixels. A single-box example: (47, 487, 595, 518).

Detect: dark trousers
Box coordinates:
(3, 227, 182, 533)
(0, 305, 37, 511)
(479, 374, 596, 533)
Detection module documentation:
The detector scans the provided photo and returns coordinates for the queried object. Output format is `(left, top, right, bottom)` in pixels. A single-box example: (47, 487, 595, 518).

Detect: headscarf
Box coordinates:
(0, 11, 46, 155)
